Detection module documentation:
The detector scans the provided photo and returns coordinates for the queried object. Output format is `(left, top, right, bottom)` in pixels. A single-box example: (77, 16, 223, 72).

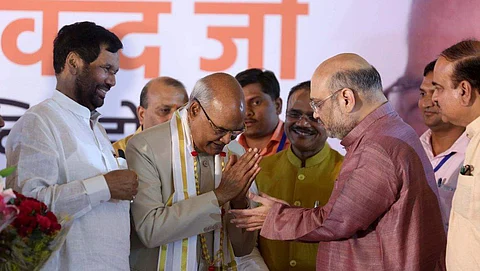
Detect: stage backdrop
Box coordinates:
(0, 0, 414, 166)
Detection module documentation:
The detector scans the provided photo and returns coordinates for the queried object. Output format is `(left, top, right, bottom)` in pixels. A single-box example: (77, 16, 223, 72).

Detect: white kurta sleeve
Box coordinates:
(6, 112, 110, 219)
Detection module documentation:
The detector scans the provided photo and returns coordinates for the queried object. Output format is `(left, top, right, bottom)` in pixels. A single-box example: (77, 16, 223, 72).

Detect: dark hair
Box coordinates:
(53, 21, 123, 74)
(329, 66, 383, 96)
(140, 77, 186, 108)
(440, 39, 480, 90)
(423, 60, 437, 76)
(235, 68, 280, 100)
(287, 81, 310, 104)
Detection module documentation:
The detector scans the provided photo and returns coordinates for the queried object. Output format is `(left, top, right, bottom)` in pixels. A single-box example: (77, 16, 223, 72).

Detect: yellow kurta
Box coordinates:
(255, 143, 343, 271)
(113, 127, 142, 157)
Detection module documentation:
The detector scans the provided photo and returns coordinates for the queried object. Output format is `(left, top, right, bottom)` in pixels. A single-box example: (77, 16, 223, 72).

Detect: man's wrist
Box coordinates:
(214, 189, 228, 206)
(230, 197, 249, 209)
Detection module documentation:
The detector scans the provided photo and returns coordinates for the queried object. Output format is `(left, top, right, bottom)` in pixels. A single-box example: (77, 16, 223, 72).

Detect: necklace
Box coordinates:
(191, 151, 226, 271)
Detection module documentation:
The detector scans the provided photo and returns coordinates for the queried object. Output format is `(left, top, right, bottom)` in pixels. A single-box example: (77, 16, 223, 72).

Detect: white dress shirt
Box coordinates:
(420, 129, 469, 231)
(6, 91, 130, 270)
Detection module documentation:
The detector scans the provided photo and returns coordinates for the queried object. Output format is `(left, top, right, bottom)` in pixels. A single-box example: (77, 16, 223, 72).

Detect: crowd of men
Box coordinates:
(1, 21, 479, 271)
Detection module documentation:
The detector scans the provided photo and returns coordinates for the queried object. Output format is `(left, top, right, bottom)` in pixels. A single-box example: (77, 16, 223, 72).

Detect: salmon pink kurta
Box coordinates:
(261, 103, 446, 271)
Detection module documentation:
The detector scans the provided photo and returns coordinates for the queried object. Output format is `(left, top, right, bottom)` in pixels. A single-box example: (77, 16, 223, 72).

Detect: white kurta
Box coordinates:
(6, 90, 130, 270)
(446, 116, 480, 270)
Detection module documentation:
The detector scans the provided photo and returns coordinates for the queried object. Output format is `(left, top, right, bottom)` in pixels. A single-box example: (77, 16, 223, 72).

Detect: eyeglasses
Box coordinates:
(195, 99, 245, 140)
(286, 110, 320, 123)
(310, 88, 343, 112)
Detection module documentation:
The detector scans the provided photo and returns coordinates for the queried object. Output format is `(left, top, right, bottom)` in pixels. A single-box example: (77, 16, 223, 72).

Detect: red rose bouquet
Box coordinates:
(0, 167, 72, 271)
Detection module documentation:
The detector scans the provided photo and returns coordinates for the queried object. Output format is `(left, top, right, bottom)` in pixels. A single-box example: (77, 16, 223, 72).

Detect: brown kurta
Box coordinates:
(261, 103, 446, 270)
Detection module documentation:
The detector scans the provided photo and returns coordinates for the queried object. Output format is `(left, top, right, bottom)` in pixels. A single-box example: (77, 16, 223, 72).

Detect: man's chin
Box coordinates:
(206, 144, 225, 155)
(440, 115, 450, 123)
(424, 118, 445, 129)
(92, 98, 105, 109)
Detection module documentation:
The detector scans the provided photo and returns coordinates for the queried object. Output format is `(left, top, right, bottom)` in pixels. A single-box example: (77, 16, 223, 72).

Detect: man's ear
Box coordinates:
(458, 80, 475, 106)
(341, 88, 356, 113)
(274, 97, 282, 115)
(188, 101, 201, 118)
(137, 106, 145, 126)
(65, 52, 83, 75)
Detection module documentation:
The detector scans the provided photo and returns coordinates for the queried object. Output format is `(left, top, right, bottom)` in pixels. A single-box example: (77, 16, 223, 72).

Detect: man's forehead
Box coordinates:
(433, 57, 454, 84)
(420, 74, 435, 90)
(310, 77, 328, 97)
(96, 47, 119, 63)
(434, 57, 452, 75)
(288, 89, 309, 105)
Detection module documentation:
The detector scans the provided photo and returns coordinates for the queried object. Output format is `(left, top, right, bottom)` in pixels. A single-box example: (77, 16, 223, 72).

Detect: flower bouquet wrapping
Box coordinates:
(0, 168, 17, 233)
(0, 167, 72, 271)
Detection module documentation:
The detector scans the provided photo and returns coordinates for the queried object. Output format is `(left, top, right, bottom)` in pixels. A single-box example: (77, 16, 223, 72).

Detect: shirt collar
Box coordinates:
(238, 120, 285, 146)
(421, 129, 469, 157)
(270, 120, 285, 143)
(466, 115, 480, 139)
(420, 129, 434, 159)
(340, 102, 394, 147)
(286, 143, 331, 168)
(52, 90, 101, 121)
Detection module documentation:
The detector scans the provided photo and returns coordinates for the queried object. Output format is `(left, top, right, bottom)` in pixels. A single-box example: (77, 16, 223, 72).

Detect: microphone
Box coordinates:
(118, 149, 126, 159)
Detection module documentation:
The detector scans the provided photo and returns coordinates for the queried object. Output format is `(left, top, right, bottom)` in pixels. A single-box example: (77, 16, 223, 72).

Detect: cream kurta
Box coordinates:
(126, 119, 255, 271)
(446, 116, 480, 270)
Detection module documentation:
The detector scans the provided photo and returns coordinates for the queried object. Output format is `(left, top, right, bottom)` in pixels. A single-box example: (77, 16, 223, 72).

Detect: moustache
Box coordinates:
(291, 125, 317, 135)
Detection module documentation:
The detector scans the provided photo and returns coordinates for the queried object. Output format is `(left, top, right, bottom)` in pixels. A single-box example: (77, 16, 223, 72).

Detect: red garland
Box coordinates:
(219, 152, 226, 157)
(191, 151, 198, 157)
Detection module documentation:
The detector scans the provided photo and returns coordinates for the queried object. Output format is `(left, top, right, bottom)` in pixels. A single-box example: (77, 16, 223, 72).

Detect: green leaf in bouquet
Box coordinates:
(0, 167, 16, 178)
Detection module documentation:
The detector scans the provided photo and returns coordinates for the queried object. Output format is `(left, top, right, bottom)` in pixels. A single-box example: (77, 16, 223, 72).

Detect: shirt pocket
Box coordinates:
(452, 174, 474, 220)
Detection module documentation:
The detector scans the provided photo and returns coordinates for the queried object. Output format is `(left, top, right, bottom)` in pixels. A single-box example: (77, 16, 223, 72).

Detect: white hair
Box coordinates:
(188, 78, 213, 108)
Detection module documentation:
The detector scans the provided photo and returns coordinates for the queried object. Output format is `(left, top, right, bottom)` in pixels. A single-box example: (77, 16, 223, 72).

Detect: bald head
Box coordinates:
(312, 53, 384, 100)
(137, 76, 188, 129)
(140, 77, 187, 108)
(310, 54, 387, 139)
(190, 72, 245, 114)
(188, 73, 246, 155)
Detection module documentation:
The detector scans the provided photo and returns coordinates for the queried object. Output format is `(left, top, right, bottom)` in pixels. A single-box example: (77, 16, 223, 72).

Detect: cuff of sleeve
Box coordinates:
(260, 202, 283, 239)
(82, 175, 111, 206)
(207, 190, 221, 209)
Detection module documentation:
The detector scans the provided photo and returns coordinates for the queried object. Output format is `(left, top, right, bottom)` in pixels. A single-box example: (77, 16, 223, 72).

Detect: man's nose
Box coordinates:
(432, 89, 439, 103)
(219, 132, 233, 145)
(106, 73, 116, 87)
(420, 96, 434, 108)
(296, 115, 312, 126)
(246, 105, 254, 117)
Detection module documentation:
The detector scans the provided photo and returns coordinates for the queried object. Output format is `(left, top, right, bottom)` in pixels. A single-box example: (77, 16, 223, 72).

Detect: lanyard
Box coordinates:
(276, 131, 287, 153)
(433, 152, 456, 173)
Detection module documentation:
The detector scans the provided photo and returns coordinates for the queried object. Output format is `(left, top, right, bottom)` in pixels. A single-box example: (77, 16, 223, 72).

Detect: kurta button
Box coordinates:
(297, 174, 305, 180)
(294, 201, 301, 206)
(290, 260, 297, 267)
(202, 160, 209, 167)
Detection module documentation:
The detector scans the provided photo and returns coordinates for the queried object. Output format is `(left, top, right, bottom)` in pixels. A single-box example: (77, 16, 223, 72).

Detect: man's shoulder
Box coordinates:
(129, 122, 171, 147)
(358, 120, 426, 167)
(325, 143, 345, 163)
(113, 134, 135, 153)
(10, 99, 59, 132)
(259, 149, 287, 168)
(21, 99, 57, 118)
